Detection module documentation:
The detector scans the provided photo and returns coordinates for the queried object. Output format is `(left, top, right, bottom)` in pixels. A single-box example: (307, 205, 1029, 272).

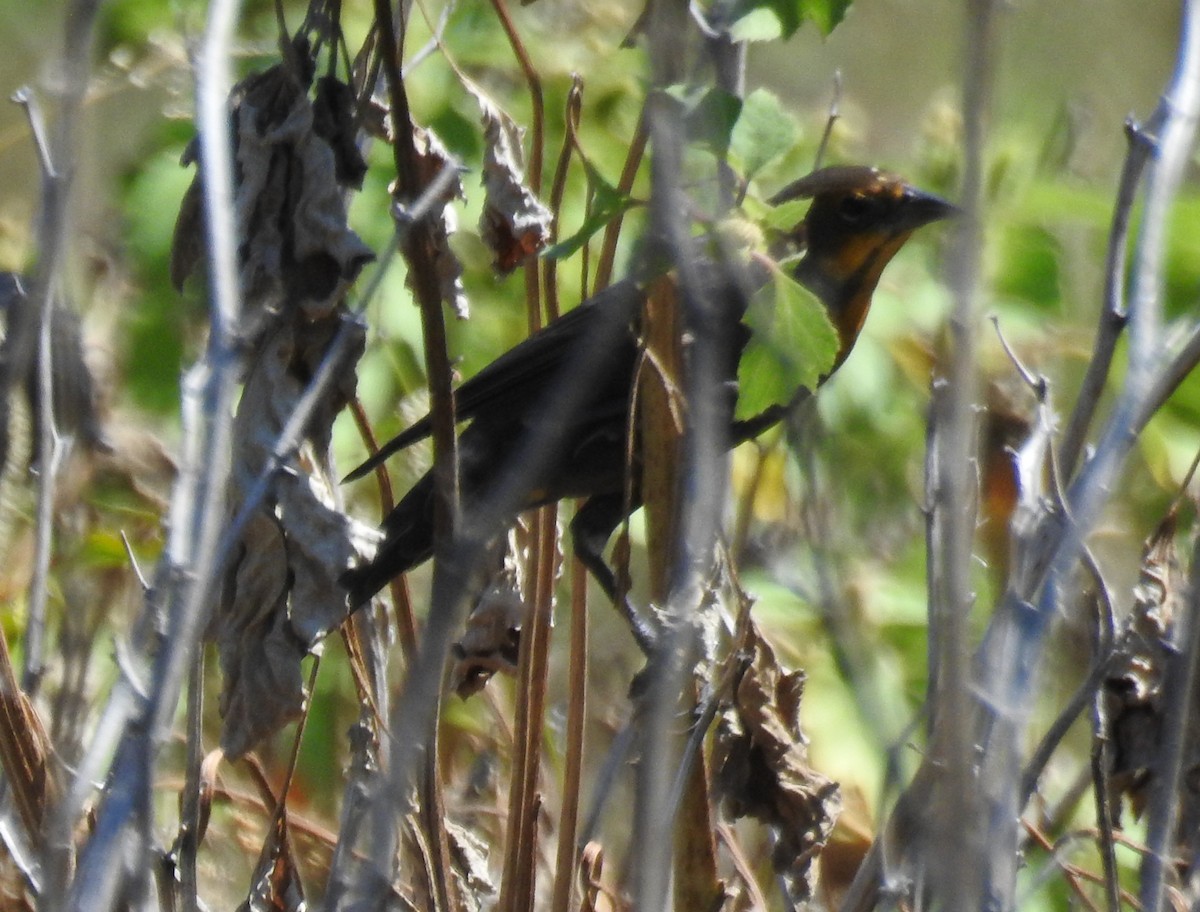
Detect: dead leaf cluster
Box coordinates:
(170, 49, 377, 757)
(713, 618, 842, 903)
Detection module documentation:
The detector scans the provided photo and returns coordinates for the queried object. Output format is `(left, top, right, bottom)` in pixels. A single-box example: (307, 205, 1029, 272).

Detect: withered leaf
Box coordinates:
(469, 85, 552, 274)
(1097, 505, 1200, 890)
(187, 49, 378, 761)
(579, 843, 607, 912)
(446, 820, 498, 911)
(0, 675, 55, 842)
(215, 510, 303, 759)
(170, 60, 374, 329)
(170, 177, 204, 294)
(713, 619, 840, 903)
(312, 74, 368, 189)
(216, 320, 374, 758)
(1104, 512, 1182, 822)
(405, 126, 469, 319)
(451, 583, 525, 697)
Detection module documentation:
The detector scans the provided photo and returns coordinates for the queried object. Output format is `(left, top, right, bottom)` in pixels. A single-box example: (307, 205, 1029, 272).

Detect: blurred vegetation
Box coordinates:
(0, 0, 1195, 909)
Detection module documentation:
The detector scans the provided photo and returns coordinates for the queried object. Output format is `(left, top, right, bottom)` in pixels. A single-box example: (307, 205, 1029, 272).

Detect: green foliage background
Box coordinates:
(0, 0, 1191, 907)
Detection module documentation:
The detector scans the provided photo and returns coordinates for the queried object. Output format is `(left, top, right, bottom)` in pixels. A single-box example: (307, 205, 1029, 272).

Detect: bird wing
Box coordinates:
(344, 279, 645, 482)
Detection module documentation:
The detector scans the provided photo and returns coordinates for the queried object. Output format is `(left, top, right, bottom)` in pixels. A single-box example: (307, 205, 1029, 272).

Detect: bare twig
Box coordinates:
(60, 1, 245, 908)
(976, 4, 1200, 912)
(550, 557, 589, 912)
(594, 110, 647, 294)
(336, 1, 467, 901)
(1021, 820, 1119, 912)
(913, 0, 995, 905)
(544, 76, 585, 322)
(632, 0, 742, 904)
(178, 646, 205, 912)
(1091, 683, 1122, 912)
(12, 92, 62, 699)
(990, 314, 1044, 393)
(120, 531, 150, 593)
(499, 515, 557, 912)
(813, 70, 842, 172)
(1019, 501, 1116, 805)
(13, 3, 104, 698)
(1057, 117, 1152, 478)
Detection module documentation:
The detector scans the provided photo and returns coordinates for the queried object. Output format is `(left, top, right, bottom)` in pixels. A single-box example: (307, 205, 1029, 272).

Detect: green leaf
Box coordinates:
(731, 88, 799, 180)
(684, 87, 744, 157)
(799, 0, 853, 35)
(736, 339, 793, 419)
(81, 530, 137, 569)
(736, 271, 839, 420)
(758, 0, 804, 38)
(729, 0, 854, 41)
(729, 7, 784, 42)
(995, 225, 1061, 310)
(758, 199, 809, 232)
(542, 164, 637, 261)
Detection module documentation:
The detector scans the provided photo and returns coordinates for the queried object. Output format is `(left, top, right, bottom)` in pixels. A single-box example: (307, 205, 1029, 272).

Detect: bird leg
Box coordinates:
(570, 493, 660, 655)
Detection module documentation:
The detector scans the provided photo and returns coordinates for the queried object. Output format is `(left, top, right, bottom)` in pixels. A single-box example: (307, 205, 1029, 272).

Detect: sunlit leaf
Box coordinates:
(799, 0, 853, 35)
(736, 270, 839, 420)
(731, 89, 799, 180)
(755, 198, 809, 232)
(81, 530, 134, 568)
(730, 7, 784, 42)
(729, 0, 854, 40)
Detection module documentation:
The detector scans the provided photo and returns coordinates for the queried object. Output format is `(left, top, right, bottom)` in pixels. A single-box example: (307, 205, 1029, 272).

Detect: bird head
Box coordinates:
(770, 165, 956, 370)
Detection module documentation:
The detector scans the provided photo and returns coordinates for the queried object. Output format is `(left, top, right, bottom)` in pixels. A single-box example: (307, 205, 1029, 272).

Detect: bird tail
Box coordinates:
(341, 472, 436, 605)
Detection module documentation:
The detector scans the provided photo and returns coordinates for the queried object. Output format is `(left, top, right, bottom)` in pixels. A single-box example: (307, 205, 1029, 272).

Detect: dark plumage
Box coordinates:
(343, 166, 955, 605)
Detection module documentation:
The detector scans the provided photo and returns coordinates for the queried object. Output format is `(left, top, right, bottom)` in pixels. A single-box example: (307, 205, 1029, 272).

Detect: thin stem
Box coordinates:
(1057, 118, 1154, 479)
(178, 647, 205, 912)
(594, 111, 647, 294)
(62, 0, 246, 908)
(920, 0, 994, 905)
(550, 556, 589, 912)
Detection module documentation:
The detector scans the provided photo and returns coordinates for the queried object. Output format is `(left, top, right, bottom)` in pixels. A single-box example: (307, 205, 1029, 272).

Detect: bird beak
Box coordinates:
(899, 186, 959, 230)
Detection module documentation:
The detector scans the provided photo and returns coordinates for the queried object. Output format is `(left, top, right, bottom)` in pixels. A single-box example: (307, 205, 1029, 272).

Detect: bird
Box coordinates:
(342, 165, 955, 608)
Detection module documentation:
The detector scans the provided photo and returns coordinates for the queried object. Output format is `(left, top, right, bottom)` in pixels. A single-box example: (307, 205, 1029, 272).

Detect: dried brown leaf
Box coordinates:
(93, 420, 178, 510)
(1102, 509, 1200, 883)
(407, 126, 469, 319)
(579, 842, 608, 912)
(0, 275, 107, 467)
(312, 75, 368, 189)
(0, 855, 33, 912)
(170, 176, 204, 293)
(446, 820, 497, 911)
(451, 583, 524, 697)
(216, 320, 373, 757)
(817, 786, 875, 910)
(0, 676, 55, 843)
(468, 86, 551, 274)
(216, 511, 303, 759)
(1104, 512, 1182, 819)
(713, 619, 840, 903)
(170, 59, 373, 327)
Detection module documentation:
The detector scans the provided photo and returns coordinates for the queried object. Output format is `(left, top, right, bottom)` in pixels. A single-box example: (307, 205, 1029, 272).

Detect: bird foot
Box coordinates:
(615, 592, 662, 657)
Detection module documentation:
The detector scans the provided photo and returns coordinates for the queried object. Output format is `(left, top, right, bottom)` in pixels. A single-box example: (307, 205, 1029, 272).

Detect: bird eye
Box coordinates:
(838, 194, 877, 225)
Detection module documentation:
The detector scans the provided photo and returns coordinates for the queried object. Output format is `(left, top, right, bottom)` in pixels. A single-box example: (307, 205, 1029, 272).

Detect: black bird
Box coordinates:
(343, 166, 954, 606)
